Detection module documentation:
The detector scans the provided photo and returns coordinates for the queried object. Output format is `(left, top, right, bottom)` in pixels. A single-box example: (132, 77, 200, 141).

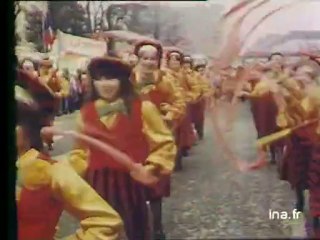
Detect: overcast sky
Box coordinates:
(78, 0, 320, 54)
(161, 0, 320, 54)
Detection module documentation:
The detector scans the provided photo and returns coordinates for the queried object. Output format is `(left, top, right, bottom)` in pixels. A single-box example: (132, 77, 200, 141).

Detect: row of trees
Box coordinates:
(15, 1, 190, 52)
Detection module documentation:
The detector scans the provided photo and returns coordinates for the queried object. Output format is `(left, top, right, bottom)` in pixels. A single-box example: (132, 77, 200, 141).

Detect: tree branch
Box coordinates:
(85, 1, 92, 33)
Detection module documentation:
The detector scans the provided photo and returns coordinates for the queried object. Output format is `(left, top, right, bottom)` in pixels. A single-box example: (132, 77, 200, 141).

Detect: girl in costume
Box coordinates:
(189, 60, 214, 140)
(165, 51, 199, 169)
(131, 40, 184, 240)
(38, 58, 62, 150)
(17, 67, 56, 153)
(69, 57, 176, 240)
(253, 61, 320, 238)
(15, 69, 125, 240)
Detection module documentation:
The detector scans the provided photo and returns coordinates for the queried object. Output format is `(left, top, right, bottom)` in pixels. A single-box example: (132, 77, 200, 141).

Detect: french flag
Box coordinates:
(43, 10, 55, 51)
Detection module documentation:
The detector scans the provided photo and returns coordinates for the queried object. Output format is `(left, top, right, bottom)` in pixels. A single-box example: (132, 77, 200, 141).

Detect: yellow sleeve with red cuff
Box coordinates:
(16, 149, 125, 240)
(141, 101, 177, 175)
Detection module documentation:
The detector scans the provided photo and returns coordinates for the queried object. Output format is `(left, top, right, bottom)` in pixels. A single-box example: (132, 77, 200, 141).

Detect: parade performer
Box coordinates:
(163, 50, 186, 168)
(15, 69, 125, 240)
(132, 41, 185, 125)
(256, 63, 320, 238)
(132, 40, 184, 240)
(38, 58, 62, 150)
(305, 86, 320, 238)
(56, 69, 71, 115)
(68, 57, 176, 240)
(127, 53, 139, 67)
(182, 56, 202, 139)
(164, 51, 197, 169)
(20, 58, 39, 78)
(192, 62, 214, 139)
(277, 63, 319, 216)
(17, 65, 56, 153)
(238, 62, 281, 166)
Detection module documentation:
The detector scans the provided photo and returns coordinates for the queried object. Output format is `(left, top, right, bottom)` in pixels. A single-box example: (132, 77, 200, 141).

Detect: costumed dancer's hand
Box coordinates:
(41, 126, 65, 140)
(236, 90, 250, 98)
(162, 114, 172, 122)
(236, 159, 250, 172)
(130, 163, 159, 186)
(247, 148, 268, 170)
(41, 127, 80, 145)
(55, 92, 63, 98)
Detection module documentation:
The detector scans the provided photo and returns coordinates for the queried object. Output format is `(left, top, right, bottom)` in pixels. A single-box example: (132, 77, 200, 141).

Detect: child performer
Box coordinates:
(165, 51, 200, 168)
(131, 40, 184, 240)
(189, 60, 214, 140)
(68, 57, 177, 240)
(15, 69, 125, 240)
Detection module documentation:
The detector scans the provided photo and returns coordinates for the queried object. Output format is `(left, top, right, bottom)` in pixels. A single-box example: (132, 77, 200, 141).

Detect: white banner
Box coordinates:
(57, 54, 89, 73)
(57, 30, 107, 58)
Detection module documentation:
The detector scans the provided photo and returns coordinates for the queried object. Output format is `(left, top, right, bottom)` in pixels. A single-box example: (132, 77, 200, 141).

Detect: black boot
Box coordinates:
(195, 123, 204, 140)
(313, 217, 320, 239)
(174, 151, 183, 171)
(182, 147, 189, 157)
(150, 199, 166, 240)
(269, 146, 276, 164)
(153, 231, 166, 240)
(295, 189, 304, 212)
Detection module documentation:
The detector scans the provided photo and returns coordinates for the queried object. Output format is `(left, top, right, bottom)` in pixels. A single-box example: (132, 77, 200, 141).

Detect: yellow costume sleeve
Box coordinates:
(275, 96, 307, 129)
(141, 101, 177, 175)
(16, 149, 52, 190)
(185, 72, 202, 102)
(249, 81, 271, 97)
(276, 111, 294, 129)
(50, 163, 124, 240)
(197, 74, 214, 98)
(38, 76, 56, 96)
(159, 73, 186, 121)
(280, 77, 305, 101)
(16, 149, 124, 240)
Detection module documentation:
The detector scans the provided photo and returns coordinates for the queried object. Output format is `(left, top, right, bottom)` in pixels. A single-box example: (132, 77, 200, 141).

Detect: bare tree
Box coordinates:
(80, 1, 108, 33)
(84, 1, 92, 32)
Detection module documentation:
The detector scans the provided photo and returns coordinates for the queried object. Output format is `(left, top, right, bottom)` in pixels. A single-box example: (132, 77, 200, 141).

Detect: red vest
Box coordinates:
(141, 75, 170, 111)
(18, 155, 63, 240)
(132, 71, 170, 110)
(80, 99, 149, 171)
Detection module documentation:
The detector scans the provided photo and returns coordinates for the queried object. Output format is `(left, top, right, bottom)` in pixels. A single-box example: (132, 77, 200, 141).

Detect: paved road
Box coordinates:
(51, 102, 306, 239)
